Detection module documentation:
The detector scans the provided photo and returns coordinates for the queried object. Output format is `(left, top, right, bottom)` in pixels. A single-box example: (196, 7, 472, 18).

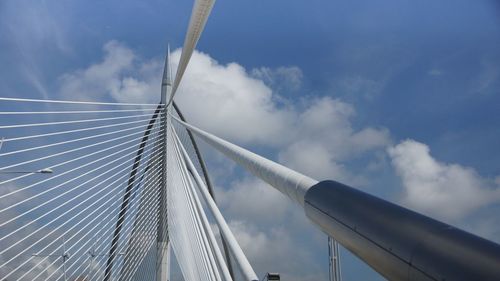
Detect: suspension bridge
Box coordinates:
(1, 0, 500, 280)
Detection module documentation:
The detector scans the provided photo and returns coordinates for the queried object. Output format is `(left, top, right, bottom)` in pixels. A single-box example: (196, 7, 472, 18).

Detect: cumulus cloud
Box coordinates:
(59, 41, 161, 103)
(217, 178, 289, 225)
(388, 139, 500, 220)
(173, 50, 295, 146)
(279, 97, 390, 183)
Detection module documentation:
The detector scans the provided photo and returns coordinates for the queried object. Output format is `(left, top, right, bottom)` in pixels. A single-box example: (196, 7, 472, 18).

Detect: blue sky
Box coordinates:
(1, 0, 500, 280)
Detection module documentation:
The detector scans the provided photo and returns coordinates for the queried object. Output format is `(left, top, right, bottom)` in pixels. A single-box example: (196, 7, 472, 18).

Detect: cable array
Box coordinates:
(167, 114, 258, 281)
(0, 98, 165, 280)
(0, 96, 258, 281)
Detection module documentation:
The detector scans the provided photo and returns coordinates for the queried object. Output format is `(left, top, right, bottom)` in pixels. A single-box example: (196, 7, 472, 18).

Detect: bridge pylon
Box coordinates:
(156, 45, 172, 281)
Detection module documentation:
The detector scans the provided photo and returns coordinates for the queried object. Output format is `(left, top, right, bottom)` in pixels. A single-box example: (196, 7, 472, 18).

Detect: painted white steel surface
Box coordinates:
(171, 116, 318, 206)
(160, 45, 172, 104)
(168, 0, 215, 105)
(158, 48, 172, 281)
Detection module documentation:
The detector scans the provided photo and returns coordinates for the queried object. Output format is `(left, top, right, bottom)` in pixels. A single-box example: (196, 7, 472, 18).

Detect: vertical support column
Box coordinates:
(328, 237, 342, 281)
(156, 46, 172, 281)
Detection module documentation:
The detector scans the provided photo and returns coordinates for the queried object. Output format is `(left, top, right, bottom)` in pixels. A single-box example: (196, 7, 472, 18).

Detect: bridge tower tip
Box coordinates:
(161, 45, 172, 104)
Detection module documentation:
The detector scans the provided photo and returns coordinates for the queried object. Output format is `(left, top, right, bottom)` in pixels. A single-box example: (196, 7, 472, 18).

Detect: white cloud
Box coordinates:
(173, 50, 294, 146)
(388, 139, 500, 220)
(217, 178, 289, 225)
(279, 97, 390, 184)
(59, 41, 160, 104)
